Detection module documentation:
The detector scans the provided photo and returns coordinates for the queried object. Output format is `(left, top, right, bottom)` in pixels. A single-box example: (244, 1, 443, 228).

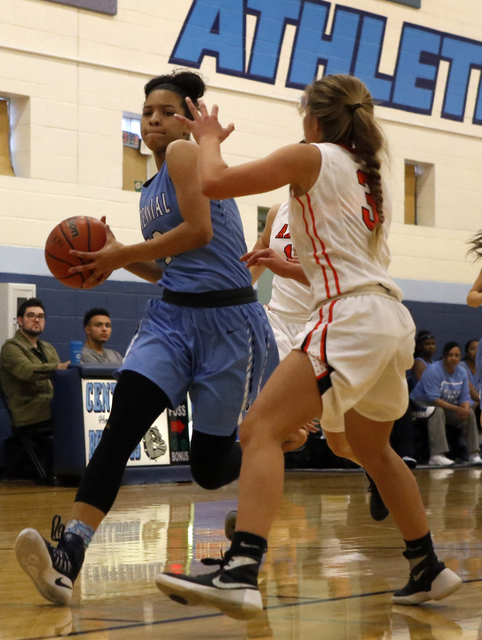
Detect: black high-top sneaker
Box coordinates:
(15, 515, 85, 605)
(366, 472, 389, 522)
(156, 550, 263, 620)
(392, 551, 462, 605)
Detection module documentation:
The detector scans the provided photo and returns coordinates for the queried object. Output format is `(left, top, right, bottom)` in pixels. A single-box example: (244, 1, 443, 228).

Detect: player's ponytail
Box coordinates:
(467, 231, 482, 261)
(144, 69, 206, 120)
(302, 75, 387, 255)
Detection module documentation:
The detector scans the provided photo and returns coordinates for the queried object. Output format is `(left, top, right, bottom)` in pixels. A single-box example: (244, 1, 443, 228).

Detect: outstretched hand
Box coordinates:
(174, 98, 235, 144)
(241, 248, 293, 278)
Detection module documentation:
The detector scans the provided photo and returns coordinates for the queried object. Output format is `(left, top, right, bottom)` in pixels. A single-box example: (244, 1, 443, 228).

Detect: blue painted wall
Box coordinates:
(0, 272, 161, 361)
(404, 300, 482, 359)
(1, 271, 482, 469)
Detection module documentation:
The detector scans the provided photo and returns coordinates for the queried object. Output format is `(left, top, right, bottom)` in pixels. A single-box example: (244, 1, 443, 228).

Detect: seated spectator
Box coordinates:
(0, 298, 69, 429)
(460, 339, 481, 413)
(411, 341, 482, 466)
(81, 308, 123, 364)
(411, 330, 436, 384)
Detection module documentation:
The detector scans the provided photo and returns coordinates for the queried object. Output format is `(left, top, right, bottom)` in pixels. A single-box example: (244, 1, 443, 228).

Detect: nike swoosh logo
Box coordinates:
(413, 568, 426, 581)
(55, 577, 72, 590)
(212, 575, 256, 590)
(240, 541, 259, 549)
(227, 329, 238, 334)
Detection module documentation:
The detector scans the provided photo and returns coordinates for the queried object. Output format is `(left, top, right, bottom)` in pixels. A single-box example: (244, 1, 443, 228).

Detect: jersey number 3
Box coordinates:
(357, 170, 379, 231)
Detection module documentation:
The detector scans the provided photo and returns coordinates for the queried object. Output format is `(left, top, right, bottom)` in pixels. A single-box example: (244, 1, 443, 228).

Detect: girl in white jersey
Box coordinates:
(156, 74, 462, 617)
(244, 199, 391, 521)
(250, 201, 313, 358)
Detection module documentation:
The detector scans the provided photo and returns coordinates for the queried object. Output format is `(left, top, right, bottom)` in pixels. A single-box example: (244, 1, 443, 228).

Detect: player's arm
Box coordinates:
(124, 261, 163, 284)
(248, 204, 279, 284)
(69, 142, 212, 286)
(467, 267, 482, 307)
(241, 203, 310, 286)
(242, 250, 310, 286)
(100, 216, 164, 284)
(177, 99, 321, 199)
(199, 142, 319, 200)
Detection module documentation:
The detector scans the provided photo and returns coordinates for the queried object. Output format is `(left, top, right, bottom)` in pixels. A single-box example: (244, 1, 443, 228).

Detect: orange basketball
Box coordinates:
(45, 216, 107, 289)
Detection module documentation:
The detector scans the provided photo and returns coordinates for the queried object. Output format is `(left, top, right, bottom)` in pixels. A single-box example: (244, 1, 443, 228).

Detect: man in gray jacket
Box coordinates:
(0, 298, 69, 428)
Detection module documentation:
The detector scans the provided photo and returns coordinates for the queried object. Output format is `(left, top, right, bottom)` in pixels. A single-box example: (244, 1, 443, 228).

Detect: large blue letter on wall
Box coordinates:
(170, 0, 245, 75)
(441, 36, 482, 123)
(354, 14, 392, 103)
(391, 24, 442, 114)
(246, 0, 302, 83)
(287, 2, 361, 89)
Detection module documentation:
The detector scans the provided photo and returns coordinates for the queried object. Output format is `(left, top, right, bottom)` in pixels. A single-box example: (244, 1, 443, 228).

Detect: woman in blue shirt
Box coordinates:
(461, 340, 481, 406)
(411, 341, 482, 467)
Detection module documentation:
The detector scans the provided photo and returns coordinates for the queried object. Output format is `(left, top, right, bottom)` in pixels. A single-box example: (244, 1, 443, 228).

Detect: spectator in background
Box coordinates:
(81, 309, 123, 365)
(460, 339, 481, 413)
(411, 330, 436, 385)
(411, 341, 482, 466)
(0, 298, 69, 429)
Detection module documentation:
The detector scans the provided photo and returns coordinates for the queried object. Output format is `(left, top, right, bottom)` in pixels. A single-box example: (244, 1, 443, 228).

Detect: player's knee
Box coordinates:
(190, 463, 226, 490)
(238, 421, 256, 450)
(239, 417, 281, 450)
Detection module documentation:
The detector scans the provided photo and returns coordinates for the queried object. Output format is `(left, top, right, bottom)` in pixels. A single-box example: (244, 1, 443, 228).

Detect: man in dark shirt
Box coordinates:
(0, 298, 69, 428)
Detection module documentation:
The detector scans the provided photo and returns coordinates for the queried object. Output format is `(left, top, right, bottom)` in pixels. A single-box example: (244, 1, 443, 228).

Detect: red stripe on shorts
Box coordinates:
(303, 305, 324, 354)
(320, 300, 337, 363)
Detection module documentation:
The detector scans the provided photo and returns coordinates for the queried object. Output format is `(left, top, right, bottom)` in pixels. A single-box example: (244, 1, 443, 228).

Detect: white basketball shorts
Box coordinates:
(293, 293, 415, 433)
(264, 307, 308, 361)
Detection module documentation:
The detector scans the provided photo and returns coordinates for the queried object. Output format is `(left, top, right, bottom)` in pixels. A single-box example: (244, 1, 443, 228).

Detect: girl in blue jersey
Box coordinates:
(15, 70, 281, 606)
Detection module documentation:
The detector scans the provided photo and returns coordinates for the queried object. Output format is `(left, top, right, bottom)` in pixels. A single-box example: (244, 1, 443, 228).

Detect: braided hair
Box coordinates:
(301, 75, 387, 254)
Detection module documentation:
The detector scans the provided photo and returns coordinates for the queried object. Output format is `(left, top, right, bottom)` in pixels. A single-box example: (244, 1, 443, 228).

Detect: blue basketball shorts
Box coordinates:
(117, 298, 279, 436)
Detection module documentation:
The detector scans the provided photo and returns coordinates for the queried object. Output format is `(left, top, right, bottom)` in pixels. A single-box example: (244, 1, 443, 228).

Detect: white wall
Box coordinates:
(0, 0, 481, 300)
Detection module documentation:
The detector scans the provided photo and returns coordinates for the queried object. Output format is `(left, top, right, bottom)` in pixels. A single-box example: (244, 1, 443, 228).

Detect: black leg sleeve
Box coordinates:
(190, 428, 242, 490)
(75, 370, 171, 513)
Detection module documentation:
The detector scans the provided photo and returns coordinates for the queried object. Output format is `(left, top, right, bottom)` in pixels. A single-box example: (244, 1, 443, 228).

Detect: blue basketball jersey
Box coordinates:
(139, 161, 251, 293)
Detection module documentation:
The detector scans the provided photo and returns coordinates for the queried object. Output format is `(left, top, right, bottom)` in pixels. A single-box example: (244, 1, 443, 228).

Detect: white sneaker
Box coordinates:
(429, 454, 454, 467)
(469, 453, 482, 466)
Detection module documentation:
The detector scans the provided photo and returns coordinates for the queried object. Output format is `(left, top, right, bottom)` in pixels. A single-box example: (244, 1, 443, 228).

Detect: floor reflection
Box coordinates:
(2, 469, 482, 639)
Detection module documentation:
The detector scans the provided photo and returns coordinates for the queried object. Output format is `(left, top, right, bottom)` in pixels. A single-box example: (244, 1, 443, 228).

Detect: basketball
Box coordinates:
(45, 216, 107, 289)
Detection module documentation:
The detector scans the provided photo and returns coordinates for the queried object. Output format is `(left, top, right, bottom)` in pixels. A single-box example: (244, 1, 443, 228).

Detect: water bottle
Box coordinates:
(70, 340, 83, 365)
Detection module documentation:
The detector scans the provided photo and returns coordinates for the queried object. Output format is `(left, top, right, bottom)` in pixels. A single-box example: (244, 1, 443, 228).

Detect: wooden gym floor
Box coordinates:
(1, 468, 482, 639)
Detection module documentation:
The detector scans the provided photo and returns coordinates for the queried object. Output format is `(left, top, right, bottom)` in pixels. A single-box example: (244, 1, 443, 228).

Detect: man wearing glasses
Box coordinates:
(0, 298, 69, 431)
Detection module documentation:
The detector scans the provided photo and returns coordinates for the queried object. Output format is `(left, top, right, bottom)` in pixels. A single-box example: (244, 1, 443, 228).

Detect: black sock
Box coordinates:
(403, 532, 437, 569)
(230, 531, 266, 563)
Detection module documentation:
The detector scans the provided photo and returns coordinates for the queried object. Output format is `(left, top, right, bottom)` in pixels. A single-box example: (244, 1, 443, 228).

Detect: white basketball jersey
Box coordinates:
(268, 202, 313, 322)
(288, 143, 402, 306)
